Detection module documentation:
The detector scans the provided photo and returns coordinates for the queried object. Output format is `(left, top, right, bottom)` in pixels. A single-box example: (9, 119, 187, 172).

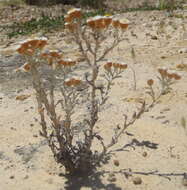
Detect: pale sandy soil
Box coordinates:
(0, 8, 187, 190)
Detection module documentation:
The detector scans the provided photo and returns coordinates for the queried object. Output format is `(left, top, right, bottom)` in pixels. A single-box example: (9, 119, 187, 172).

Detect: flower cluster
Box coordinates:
(58, 58, 77, 67)
(41, 50, 62, 65)
(87, 16, 129, 30)
(156, 67, 182, 95)
(104, 61, 128, 71)
(158, 67, 181, 80)
(64, 77, 82, 87)
(147, 79, 154, 86)
(17, 37, 47, 56)
(64, 8, 82, 32)
(65, 8, 82, 22)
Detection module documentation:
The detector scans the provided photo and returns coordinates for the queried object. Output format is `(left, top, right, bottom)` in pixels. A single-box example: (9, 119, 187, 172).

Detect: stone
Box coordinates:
(151, 35, 158, 40)
(142, 152, 147, 157)
(133, 177, 142, 185)
(178, 48, 187, 54)
(113, 160, 120, 166)
(9, 175, 14, 179)
(161, 55, 167, 59)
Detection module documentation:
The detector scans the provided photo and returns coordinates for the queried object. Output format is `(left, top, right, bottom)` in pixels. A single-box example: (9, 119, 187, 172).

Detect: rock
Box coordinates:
(9, 175, 14, 179)
(133, 177, 142, 185)
(113, 160, 120, 166)
(107, 173, 117, 182)
(156, 116, 166, 120)
(162, 120, 169, 124)
(178, 48, 187, 54)
(161, 55, 167, 59)
(151, 35, 158, 40)
(142, 152, 147, 157)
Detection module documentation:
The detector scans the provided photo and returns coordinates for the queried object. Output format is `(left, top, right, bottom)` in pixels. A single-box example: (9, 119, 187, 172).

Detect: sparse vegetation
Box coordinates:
(24, 0, 105, 7)
(5, 15, 65, 38)
(2, 9, 105, 38)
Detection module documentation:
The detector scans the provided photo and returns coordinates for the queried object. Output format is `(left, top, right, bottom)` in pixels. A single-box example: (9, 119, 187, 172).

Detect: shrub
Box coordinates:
(24, 0, 105, 8)
(15, 8, 181, 175)
(78, 0, 105, 8)
(25, 0, 77, 6)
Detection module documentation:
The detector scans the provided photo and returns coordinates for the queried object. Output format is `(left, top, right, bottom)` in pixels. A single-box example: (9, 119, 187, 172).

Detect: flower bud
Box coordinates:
(147, 79, 154, 86)
(112, 19, 120, 28)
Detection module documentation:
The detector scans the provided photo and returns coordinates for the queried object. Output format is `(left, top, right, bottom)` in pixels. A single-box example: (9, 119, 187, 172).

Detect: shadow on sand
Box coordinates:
(60, 171, 122, 190)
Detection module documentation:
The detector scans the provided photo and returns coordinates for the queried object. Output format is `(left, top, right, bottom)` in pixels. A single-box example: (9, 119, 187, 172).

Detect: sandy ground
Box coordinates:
(0, 7, 187, 190)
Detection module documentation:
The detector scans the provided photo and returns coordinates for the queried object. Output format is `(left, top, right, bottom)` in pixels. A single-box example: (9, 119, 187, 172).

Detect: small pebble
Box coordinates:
(133, 177, 142, 185)
(162, 120, 170, 124)
(10, 175, 14, 179)
(34, 118, 38, 122)
(151, 35, 158, 40)
(142, 152, 147, 157)
(178, 48, 187, 54)
(10, 127, 16, 131)
(30, 123, 34, 127)
(156, 116, 166, 120)
(161, 55, 167, 59)
(162, 108, 170, 112)
(113, 160, 120, 166)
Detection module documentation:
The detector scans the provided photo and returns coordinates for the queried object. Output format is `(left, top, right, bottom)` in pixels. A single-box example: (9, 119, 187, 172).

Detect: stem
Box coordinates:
(130, 66, 137, 91)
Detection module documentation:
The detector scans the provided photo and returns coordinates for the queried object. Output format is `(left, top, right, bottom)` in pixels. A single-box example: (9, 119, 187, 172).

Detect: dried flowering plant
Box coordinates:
(146, 67, 181, 106)
(15, 8, 178, 175)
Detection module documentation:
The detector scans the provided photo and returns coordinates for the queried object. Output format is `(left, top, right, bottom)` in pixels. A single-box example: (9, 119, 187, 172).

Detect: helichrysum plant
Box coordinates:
(146, 67, 181, 106)
(15, 8, 181, 175)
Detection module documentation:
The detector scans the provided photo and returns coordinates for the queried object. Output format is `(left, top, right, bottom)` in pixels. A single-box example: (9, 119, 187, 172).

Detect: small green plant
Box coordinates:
(130, 47, 137, 91)
(157, 0, 183, 14)
(5, 15, 64, 38)
(181, 117, 187, 135)
(0, 0, 25, 6)
(181, 117, 186, 129)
